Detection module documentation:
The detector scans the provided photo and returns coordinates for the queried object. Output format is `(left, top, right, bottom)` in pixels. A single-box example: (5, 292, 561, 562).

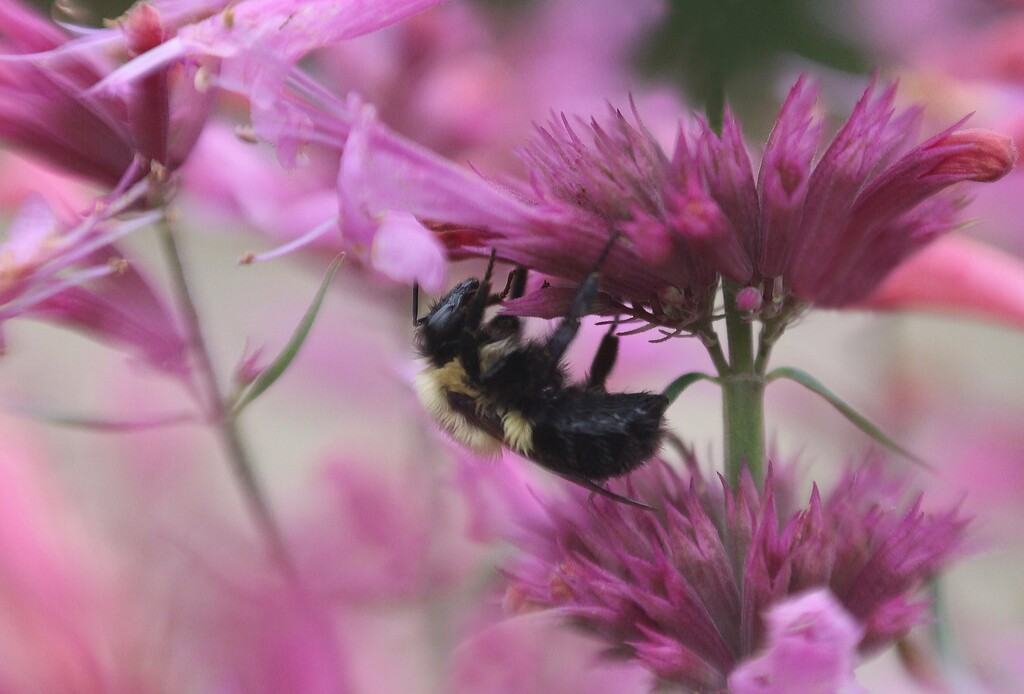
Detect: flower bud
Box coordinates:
(931, 129, 1018, 182)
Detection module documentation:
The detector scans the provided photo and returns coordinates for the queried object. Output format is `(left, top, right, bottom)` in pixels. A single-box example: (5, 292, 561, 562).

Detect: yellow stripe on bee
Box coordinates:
(413, 360, 502, 456)
(501, 410, 533, 456)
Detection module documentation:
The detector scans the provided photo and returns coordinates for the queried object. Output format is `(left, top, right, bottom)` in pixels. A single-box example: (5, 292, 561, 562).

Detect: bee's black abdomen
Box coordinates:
(528, 389, 668, 481)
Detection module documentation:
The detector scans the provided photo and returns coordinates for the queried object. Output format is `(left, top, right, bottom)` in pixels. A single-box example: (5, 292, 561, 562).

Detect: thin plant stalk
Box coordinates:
(156, 210, 300, 586)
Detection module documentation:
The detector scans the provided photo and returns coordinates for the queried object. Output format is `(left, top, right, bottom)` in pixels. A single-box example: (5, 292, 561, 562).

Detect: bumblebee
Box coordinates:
(413, 239, 668, 505)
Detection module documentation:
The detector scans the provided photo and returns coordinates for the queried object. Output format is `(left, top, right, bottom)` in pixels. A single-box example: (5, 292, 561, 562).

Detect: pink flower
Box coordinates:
(0, 192, 188, 374)
(777, 82, 1017, 306)
(95, 0, 446, 114)
(0, 0, 210, 187)
(729, 590, 866, 694)
(504, 460, 965, 690)
(324, 76, 1015, 330)
(861, 234, 1024, 329)
(449, 613, 653, 694)
(168, 0, 684, 287)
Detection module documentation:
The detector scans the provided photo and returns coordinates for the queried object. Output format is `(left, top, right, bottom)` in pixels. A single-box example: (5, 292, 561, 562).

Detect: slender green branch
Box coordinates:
(929, 579, 956, 665)
(720, 284, 766, 489)
(156, 211, 299, 585)
(754, 317, 783, 375)
(695, 320, 730, 375)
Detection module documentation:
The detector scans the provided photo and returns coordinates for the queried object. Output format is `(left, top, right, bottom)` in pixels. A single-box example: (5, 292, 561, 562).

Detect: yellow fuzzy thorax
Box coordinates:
(414, 351, 534, 457)
(414, 359, 503, 456)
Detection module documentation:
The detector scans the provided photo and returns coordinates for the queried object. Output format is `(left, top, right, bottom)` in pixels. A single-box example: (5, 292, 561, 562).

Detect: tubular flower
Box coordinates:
(504, 461, 966, 691)
(321, 76, 1015, 331)
(0, 191, 187, 374)
(0, 0, 210, 187)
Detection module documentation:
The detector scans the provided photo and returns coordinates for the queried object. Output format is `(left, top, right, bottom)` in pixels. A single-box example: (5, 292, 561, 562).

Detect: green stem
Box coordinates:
(929, 579, 957, 666)
(157, 213, 299, 585)
(720, 285, 766, 489)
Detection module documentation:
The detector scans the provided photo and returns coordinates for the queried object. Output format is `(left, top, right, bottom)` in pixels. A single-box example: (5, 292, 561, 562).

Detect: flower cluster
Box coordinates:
(505, 461, 965, 691)
(0, 1, 1019, 692)
(0, 1, 211, 188)
(315, 76, 1016, 336)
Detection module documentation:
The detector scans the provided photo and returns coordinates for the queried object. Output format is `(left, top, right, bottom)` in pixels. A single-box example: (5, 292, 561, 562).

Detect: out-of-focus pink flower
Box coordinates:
(0, 0, 210, 187)
(164, 565, 351, 693)
(292, 458, 478, 601)
(0, 417, 148, 693)
(0, 152, 93, 212)
(0, 192, 187, 374)
(97, 0, 445, 109)
(861, 234, 1024, 329)
(179, 122, 343, 249)
(729, 590, 866, 694)
(448, 612, 653, 694)
(317, 0, 678, 168)
(505, 461, 965, 690)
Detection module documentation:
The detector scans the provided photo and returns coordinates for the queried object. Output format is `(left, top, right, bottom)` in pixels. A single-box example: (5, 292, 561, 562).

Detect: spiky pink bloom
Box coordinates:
(0, 0, 209, 187)
(504, 461, 965, 691)
(327, 77, 1015, 328)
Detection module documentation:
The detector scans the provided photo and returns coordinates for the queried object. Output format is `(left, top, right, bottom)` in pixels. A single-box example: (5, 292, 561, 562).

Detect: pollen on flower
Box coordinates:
(235, 125, 260, 144)
(149, 161, 168, 183)
(194, 67, 215, 93)
(107, 257, 130, 275)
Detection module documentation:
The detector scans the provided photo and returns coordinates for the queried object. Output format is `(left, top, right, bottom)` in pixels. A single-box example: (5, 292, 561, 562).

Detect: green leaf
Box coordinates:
(662, 371, 718, 405)
(9, 407, 198, 431)
(232, 254, 344, 415)
(766, 366, 927, 466)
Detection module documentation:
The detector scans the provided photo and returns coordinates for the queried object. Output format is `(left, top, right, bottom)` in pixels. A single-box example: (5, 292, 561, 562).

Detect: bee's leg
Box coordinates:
(460, 251, 499, 381)
(543, 233, 620, 365)
(487, 266, 527, 340)
(543, 271, 597, 365)
(465, 250, 498, 332)
(497, 266, 528, 301)
(586, 317, 620, 392)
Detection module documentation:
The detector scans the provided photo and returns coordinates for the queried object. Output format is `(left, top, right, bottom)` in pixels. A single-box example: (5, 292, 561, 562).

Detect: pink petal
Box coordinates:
(860, 234, 1024, 329)
(179, 0, 447, 62)
(371, 211, 447, 291)
(729, 590, 866, 694)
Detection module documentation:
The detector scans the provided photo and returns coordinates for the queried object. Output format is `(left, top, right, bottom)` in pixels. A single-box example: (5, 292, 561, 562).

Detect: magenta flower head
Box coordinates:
(0, 0, 210, 187)
(504, 460, 965, 691)
(377, 77, 1016, 330)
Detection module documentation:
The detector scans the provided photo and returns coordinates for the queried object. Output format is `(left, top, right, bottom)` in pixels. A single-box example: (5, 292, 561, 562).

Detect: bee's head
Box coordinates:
(416, 277, 481, 366)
